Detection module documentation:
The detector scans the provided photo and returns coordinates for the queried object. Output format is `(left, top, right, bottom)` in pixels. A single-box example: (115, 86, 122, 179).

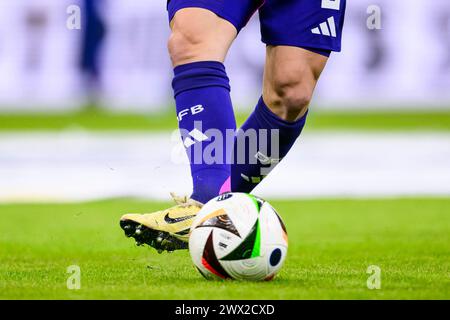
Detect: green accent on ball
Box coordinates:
(250, 219, 261, 258)
(220, 218, 260, 261)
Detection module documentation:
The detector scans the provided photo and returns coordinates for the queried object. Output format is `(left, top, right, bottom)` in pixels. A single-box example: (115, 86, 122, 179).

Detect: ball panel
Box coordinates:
(189, 225, 244, 280)
(200, 231, 232, 279)
(188, 227, 213, 278)
(269, 248, 282, 266)
(265, 245, 288, 276)
(195, 211, 240, 238)
(220, 257, 268, 281)
(219, 218, 260, 261)
(260, 202, 288, 247)
(191, 193, 257, 238)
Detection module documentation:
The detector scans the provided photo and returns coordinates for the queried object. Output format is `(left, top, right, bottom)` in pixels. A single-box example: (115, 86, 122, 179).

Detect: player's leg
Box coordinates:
(168, 0, 263, 203)
(120, 1, 260, 252)
(262, 46, 328, 122)
(121, 8, 236, 252)
(169, 8, 238, 204)
(231, 47, 327, 192)
(231, 0, 346, 193)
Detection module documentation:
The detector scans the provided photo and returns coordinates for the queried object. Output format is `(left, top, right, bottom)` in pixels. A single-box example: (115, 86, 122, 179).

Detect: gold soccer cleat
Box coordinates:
(120, 193, 202, 253)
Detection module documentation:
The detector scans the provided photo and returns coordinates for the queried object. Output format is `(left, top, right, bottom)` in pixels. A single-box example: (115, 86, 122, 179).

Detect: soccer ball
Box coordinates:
(189, 192, 288, 281)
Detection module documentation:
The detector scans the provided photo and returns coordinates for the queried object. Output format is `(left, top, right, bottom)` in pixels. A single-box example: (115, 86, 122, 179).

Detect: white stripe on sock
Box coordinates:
(189, 128, 208, 142)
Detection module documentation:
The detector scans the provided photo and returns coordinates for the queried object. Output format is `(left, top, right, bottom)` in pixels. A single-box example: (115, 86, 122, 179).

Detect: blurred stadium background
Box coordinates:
(0, 0, 449, 202)
(0, 0, 449, 300)
(1, 0, 450, 111)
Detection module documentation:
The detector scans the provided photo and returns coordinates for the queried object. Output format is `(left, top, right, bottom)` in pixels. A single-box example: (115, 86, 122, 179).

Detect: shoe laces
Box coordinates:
(169, 192, 203, 208)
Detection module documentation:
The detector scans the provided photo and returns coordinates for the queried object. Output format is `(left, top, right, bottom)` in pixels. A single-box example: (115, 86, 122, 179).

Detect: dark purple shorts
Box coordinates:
(167, 0, 347, 56)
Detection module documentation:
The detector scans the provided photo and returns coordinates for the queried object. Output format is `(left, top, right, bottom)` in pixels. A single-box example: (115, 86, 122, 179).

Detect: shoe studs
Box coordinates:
(120, 220, 188, 252)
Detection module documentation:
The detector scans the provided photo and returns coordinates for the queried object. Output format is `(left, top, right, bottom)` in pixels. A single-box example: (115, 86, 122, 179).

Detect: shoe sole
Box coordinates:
(120, 219, 188, 253)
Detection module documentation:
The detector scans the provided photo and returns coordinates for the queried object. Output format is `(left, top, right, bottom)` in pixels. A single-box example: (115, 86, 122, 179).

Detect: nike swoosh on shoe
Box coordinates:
(164, 213, 196, 224)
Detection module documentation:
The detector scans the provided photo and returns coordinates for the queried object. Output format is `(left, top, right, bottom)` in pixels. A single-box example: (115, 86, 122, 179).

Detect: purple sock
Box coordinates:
(231, 97, 307, 193)
(172, 61, 236, 204)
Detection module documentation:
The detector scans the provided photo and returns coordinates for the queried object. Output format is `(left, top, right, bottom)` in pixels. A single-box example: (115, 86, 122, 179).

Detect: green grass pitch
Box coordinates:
(1, 109, 449, 132)
(0, 198, 449, 300)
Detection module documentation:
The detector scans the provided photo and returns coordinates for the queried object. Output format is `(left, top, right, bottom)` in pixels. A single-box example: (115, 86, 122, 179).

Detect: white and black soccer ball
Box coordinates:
(189, 192, 288, 281)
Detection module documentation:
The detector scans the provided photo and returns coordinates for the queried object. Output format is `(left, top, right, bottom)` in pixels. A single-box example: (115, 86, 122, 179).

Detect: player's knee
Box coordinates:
(280, 85, 313, 115)
(269, 79, 314, 121)
(168, 28, 206, 66)
(167, 8, 237, 66)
